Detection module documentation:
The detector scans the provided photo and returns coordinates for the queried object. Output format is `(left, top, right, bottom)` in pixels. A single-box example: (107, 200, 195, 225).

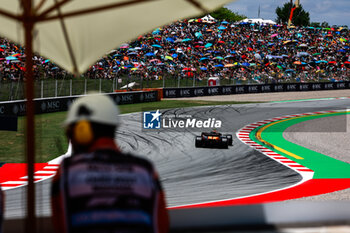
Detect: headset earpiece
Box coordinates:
(73, 120, 93, 145)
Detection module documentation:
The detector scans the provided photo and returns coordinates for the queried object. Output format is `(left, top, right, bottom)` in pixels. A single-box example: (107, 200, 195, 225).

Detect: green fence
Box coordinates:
(0, 71, 349, 101)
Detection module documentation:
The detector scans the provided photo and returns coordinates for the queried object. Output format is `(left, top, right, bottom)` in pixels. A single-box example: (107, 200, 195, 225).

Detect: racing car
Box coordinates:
(195, 130, 233, 149)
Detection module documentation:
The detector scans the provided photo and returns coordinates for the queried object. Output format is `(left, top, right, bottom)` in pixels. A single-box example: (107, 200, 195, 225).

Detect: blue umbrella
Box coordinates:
(145, 52, 155, 56)
(218, 26, 226, 30)
(182, 38, 192, 42)
(316, 60, 328, 63)
(172, 53, 178, 58)
(285, 69, 295, 72)
(5, 56, 17, 60)
(152, 44, 162, 48)
(113, 54, 122, 57)
(225, 55, 233, 58)
(152, 29, 160, 34)
(166, 37, 175, 43)
(195, 32, 203, 38)
(254, 53, 262, 59)
(338, 49, 346, 52)
(199, 57, 209, 61)
(242, 62, 250, 66)
(214, 64, 224, 67)
(128, 52, 138, 55)
(200, 67, 207, 71)
(221, 21, 229, 24)
(204, 43, 212, 48)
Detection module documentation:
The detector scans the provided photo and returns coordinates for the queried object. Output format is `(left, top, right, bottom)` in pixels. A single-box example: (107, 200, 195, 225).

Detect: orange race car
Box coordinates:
(195, 131, 233, 149)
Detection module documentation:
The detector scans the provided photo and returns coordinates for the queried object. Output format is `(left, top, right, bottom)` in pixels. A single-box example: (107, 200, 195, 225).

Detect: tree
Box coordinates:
(310, 21, 330, 28)
(275, 2, 310, 26)
(310, 22, 320, 27)
(321, 21, 330, 28)
(210, 7, 246, 22)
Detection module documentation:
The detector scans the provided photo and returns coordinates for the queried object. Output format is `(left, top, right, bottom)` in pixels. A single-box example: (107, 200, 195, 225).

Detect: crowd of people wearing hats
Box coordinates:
(0, 18, 349, 84)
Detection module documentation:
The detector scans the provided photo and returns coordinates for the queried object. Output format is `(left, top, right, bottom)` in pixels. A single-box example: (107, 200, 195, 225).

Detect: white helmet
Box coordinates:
(64, 93, 120, 127)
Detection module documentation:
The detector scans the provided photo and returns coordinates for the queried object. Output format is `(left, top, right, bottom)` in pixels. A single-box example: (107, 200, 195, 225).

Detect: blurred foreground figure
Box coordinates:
(0, 185, 3, 233)
(51, 93, 169, 233)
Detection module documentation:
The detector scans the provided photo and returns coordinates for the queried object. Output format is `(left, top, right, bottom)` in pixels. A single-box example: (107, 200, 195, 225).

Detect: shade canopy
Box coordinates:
(0, 0, 234, 74)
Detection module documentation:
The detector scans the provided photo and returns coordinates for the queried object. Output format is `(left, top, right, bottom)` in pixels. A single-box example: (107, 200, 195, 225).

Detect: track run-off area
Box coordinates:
(2, 97, 350, 218)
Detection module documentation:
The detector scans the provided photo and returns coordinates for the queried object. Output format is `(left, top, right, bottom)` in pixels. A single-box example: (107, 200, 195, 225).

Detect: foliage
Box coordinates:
(210, 7, 246, 22)
(275, 2, 310, 26)
(310, 21, 330, 28)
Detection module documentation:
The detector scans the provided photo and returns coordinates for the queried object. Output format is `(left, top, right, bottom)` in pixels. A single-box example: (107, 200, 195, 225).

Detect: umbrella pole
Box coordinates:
(23, 0, 36, 232)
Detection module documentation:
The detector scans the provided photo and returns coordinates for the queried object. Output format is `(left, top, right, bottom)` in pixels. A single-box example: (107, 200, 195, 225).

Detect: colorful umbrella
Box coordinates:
(204, 43, 212, 48)
(165, 56, 173, 61)
(152, 44, 162, 48)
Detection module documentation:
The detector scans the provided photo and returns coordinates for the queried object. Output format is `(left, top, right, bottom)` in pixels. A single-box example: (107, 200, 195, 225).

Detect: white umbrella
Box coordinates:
(120, 82, 139, 89)
(0, 1, 236, 229)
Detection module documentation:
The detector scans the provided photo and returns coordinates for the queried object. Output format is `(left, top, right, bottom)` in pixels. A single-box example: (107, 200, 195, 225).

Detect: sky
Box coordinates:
(225, 0, 350, 27)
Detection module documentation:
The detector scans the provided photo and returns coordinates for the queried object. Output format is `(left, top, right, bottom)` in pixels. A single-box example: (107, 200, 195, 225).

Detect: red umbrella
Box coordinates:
(185, 71, 194, 78)
(218, 40, 225, 44)
(328, 61, 337, 64)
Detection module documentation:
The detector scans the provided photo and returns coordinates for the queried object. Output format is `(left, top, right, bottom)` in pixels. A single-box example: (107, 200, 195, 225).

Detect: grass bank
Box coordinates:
(0, 99, 258, 163)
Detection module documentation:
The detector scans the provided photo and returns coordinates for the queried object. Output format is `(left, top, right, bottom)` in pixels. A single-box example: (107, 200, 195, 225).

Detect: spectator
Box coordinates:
(51, 93, 169, 233)
(0, 185, 3, 233)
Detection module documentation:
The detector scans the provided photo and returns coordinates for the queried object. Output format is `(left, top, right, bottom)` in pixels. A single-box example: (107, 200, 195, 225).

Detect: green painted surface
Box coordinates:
(249, 112, 350, 179)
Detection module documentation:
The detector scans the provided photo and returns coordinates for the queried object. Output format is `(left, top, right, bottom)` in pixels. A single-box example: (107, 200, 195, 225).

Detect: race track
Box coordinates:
(4, 98, 350, 218)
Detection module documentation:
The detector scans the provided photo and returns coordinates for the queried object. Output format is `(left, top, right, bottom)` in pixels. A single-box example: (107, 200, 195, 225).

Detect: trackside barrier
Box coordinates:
(163, 82, 350, 98)
(4, 201, 350, 232)
(0, 91, 159, 116)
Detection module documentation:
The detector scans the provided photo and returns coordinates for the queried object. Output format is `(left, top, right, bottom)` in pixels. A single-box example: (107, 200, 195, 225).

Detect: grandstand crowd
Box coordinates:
(0, 16, 349, 83)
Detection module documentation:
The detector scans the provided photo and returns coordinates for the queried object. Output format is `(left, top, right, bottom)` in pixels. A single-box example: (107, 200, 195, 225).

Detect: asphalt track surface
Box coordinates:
(4, 98, 350, 219)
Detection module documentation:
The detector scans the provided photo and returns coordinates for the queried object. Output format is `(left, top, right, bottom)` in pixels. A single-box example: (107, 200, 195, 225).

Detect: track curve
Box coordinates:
(5, 98, 350, 218)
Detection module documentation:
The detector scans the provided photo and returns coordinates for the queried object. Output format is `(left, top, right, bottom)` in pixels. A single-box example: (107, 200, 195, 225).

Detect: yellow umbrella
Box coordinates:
(165, 55, 174, 61)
